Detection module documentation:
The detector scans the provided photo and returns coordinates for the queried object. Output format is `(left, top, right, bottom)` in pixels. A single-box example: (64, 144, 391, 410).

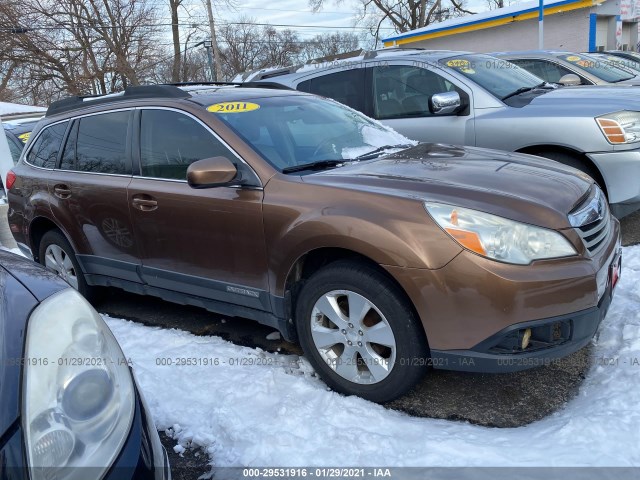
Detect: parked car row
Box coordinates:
(239, 48, 640, 219)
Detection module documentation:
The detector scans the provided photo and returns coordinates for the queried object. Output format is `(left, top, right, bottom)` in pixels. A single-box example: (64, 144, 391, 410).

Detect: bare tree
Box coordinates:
(310, 0, 475, 41)
(0, 0, 162, 103)
(217, 18, 302, 79)
(300, 32, 361, 61)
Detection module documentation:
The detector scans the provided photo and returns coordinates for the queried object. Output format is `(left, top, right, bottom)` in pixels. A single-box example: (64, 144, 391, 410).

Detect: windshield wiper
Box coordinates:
(355, 144, 414, 161)
(501, 82, 547, 101)
(281, 160, 347, 174)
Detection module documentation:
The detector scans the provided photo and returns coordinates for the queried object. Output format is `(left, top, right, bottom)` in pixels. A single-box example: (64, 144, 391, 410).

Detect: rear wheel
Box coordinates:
(38, 230, 98, 301)
(295, 260, 429, 403)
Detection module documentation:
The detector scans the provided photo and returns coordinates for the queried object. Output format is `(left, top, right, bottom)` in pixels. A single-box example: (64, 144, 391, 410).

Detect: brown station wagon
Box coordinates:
(6, 84, 622, 402)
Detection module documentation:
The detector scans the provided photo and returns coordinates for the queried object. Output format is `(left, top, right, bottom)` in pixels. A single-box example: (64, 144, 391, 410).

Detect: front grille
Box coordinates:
(569, 186, 611, 254)
(576, 215, 611, 253)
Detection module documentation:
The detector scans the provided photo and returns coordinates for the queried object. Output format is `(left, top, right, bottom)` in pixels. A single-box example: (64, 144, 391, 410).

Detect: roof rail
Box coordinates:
(46, 85, 191, 117)
(164, 81, 293, 90)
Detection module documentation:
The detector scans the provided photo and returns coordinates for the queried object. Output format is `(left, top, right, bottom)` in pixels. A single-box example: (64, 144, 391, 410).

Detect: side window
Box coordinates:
(26, 122, 68, 168)
(60, 120, 78, 170)
(6, 134, 22, 164)
(371, 65, 461, 119)
(510, 59, 576, 84)
(74, 111, 130, 174)
(298, 69, 366, 113)
(139, 110, 232, 180)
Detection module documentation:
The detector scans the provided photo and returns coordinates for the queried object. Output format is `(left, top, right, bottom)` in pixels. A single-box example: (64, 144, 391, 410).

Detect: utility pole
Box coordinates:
(204, 0, 223, 82)
(204, 40, 214, 82)
(538, 0, 544, 49)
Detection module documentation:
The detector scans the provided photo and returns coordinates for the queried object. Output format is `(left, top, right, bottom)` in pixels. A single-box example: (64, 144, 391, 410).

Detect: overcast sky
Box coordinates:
(212, 0, 493, 42)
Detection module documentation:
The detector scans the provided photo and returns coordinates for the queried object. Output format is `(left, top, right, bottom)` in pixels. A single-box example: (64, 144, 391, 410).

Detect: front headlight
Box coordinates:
(22, 288, 134, 480)
(424, 202, 577, 265)
(596, 111, 640, 144)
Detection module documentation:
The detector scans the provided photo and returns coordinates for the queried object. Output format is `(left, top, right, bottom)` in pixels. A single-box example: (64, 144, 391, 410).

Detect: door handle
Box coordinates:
(53, 184, 71, 199)
(132, 195, 158, 212)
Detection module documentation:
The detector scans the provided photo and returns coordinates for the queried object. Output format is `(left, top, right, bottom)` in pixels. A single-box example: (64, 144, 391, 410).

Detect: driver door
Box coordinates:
(127, 108, 270, 311)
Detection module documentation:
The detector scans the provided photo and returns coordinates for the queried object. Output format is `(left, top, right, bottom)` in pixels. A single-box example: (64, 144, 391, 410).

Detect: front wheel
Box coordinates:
(295, 261, 429, 403)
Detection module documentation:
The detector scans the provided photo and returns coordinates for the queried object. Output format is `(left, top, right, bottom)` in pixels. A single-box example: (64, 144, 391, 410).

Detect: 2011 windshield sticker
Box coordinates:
(207, 102, 260, 113)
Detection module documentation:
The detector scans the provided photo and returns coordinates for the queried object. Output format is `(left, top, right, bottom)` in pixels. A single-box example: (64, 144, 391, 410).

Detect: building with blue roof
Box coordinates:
(382, 0, 640, 53)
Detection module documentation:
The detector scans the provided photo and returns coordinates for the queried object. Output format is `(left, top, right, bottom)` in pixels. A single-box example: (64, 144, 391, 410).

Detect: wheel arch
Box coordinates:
(280, 247, 426, 346)
(515, 144, 608, 198)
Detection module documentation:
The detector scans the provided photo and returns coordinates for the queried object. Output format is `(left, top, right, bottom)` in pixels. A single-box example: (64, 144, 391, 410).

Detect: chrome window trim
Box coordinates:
(21, 117, 71, 170)
(135, 106, 262, 187)
(23, 108, 135, 172)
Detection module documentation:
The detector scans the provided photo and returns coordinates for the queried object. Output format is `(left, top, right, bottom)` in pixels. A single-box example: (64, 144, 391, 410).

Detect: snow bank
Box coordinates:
(104, 246, 640, 467)
(0, 102, 45, 116)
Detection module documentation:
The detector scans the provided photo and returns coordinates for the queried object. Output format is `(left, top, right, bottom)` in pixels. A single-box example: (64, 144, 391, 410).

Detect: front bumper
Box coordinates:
(384, 217, 621, 371)
(104, 382, 171, 480)
(587, 149, 640, 217)
(429, 281, 614, 373)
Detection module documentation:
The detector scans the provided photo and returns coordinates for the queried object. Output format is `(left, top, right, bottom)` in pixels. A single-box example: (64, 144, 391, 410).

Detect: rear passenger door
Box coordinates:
(127, 108, 270, 312)
(47, 109, 141, 283)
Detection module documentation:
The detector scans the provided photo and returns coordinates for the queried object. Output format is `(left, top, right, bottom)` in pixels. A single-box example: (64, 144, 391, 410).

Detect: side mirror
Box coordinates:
(187, 156, 238, 188)
(430, 91, 462, 115)
(558, 74, 582, 86)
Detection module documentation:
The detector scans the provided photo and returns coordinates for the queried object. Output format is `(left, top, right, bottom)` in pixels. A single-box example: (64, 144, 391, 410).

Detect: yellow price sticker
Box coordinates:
(446, 59, 470, 68)
(17, 132, 31, 143)
(207, 102, 260, 113)
(566, 55, 581, 62)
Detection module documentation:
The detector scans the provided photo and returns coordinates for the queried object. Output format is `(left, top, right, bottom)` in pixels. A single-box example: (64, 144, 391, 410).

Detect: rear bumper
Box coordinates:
(587, 149, 640, 217)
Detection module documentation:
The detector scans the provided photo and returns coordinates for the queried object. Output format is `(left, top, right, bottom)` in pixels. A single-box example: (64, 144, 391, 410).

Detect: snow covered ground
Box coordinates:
(0, 102, 45, 116)
(105, 246, 640, 468)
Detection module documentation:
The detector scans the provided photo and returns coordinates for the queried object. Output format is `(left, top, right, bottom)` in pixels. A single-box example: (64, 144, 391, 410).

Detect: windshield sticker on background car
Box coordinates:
(576, 60, 595, 68)
(17, 132, 31, 143)
(446, 59, 471, 68)
(566, 55, 581, 62)
(207, 102, 260, 113)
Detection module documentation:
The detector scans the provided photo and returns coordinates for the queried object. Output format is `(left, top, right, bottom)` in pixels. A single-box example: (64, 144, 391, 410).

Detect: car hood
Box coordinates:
(302, 144, 593, 229)
(526, 84, 640, 112)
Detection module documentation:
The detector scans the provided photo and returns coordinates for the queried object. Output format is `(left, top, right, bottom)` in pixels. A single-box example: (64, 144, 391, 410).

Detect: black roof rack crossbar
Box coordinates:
(46, 85, 191, 117)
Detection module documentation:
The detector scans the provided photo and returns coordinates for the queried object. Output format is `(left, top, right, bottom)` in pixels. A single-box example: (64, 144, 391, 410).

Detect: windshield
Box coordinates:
(440, 54, 545, 99)
(589, 54, 640, 75)
(211, 95, 413, 172)
(557, 54, 635, 82)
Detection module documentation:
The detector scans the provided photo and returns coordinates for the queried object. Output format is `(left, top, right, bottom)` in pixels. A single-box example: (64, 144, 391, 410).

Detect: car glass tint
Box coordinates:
(6, 134, 22, 164)
(372, 65, 459, 119)
(510, 59, 575, 84)
(558, 54, 635, 82)
(60, 120, 78, 170)
(139, 109, 232, 180)
(26, 122, 68, 168)
(298, 69, 366, 113)
(441, 55, 543, 99)
(76, 111, 129, 174)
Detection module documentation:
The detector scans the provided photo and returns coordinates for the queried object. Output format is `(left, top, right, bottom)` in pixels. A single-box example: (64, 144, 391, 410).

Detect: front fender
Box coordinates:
(263, 178, 462, 296)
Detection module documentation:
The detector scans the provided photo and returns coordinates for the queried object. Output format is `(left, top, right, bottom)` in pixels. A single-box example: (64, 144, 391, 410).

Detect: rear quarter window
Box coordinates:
(26, 122, 68, 168)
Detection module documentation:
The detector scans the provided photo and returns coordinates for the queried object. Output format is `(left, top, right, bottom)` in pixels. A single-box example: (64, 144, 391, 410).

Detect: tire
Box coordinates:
(295, 260, 429, 403)
(536, 151, 607, 197)
(38, 230, 99, 301)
